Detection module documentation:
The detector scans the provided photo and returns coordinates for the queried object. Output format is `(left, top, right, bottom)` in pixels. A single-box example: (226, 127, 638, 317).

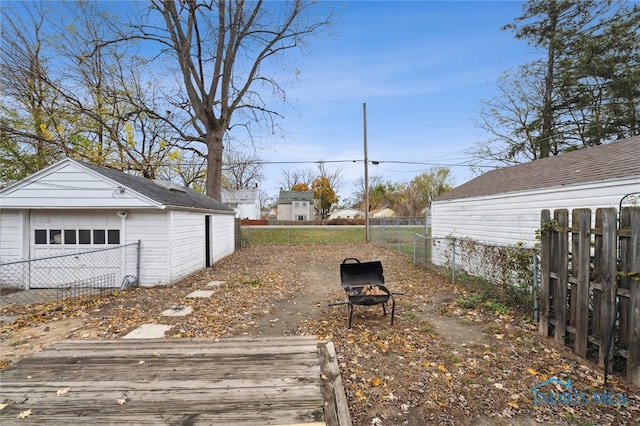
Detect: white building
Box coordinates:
(431, 136, 640, 265)
(277, 191, 315, 221)
(329, 208, 363, 220)
(0, 159, 236, 288)
(221, 188, 260, 219)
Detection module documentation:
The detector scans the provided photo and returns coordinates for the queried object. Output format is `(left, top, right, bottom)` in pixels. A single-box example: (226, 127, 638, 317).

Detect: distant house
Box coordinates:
(430, 136, 640, 265)
(370, 207, 396, 218)
(0, 159, 235, 288)
(221, 188, 260, 219)
(329, 208, 363, 220)
(277, 191, 314, 221)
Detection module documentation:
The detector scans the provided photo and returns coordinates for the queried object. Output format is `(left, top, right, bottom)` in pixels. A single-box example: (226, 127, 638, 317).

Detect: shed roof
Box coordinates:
(436, 136, 640, 202)
(0, 159, 233, 212)
(80, 161, 233, 212)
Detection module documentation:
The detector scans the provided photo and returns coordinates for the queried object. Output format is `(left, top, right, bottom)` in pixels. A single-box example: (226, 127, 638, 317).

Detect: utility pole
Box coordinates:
(363, 102, 369, 242)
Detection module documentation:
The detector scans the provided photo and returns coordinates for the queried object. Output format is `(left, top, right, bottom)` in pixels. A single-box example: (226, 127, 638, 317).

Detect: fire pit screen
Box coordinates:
(329, 258, 401, 328)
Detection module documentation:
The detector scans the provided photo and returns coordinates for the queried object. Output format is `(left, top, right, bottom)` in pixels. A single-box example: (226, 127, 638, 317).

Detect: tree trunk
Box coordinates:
(205, 128, 224, 201)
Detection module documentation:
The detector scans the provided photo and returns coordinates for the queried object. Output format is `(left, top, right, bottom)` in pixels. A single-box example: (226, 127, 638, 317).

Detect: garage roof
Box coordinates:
(0, 159, 234, 213)
(435, 136, 640, 202)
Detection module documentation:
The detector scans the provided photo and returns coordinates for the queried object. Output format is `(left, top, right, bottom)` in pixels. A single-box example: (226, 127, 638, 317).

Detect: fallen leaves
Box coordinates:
(1, 243, 638, 425)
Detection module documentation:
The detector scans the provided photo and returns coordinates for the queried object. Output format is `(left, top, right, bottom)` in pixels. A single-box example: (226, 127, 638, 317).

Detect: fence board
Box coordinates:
(596, 208, 617, 370)
(539, 207, 639, 386)
(625, 207, 640, 384)
(554, 210, 568, 345)
(573, 209, 591, 358)
(539, 209, 551, 336)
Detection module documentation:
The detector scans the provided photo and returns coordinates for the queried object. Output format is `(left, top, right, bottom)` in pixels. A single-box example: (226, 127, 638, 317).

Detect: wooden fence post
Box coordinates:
(573, 209, 591, 358)
(624, 207, 640, 385)
(596, 208, 617, 370)
(554, 210, 568, 344)
(539, 209, 551, 336)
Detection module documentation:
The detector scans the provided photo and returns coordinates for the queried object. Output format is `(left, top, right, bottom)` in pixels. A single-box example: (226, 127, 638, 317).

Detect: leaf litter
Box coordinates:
(1, 242, 638, 425)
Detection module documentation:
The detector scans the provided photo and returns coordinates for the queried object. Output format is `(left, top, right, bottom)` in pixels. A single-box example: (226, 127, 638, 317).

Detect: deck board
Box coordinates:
(0, 336, 348, 425)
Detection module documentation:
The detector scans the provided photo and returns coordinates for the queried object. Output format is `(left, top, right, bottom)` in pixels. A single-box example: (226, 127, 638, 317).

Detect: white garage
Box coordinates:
(0, 159, 236, 289)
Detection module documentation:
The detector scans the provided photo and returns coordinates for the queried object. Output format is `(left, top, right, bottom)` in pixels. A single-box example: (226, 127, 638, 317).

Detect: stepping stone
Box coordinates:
(186, 290, 215, 298)
(206, 280, 226, 287)
(160, 304, 193, 317)
(123, 323, 172, 339)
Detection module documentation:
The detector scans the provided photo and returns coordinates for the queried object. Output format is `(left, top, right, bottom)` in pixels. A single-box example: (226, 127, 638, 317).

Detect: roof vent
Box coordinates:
(153, 179, 186, 192)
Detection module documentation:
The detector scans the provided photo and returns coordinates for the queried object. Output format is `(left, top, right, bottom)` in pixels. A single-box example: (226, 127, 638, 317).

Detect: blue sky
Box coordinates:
(250, 1, 536, 202)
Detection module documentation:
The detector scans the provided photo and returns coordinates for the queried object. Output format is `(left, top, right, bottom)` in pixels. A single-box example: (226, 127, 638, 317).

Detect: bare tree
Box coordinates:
(138, 1, 333, 200)
(223, 145, 264, 189)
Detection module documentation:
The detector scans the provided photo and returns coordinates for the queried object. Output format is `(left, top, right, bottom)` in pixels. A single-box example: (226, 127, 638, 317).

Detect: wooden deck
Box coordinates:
(0, 336, 351, 425)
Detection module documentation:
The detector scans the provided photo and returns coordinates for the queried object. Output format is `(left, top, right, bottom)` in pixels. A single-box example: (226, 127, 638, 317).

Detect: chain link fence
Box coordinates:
(370, 218, 539, 318)
(0, 242, 140, 307)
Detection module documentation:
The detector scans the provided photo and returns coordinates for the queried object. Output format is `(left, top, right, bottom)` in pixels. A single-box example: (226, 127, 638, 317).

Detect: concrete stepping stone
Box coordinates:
(123, 323, 172, 339)
(206, 280, 226, 287)
(160, 304, 193, 317)
(186, 290, 215, 298)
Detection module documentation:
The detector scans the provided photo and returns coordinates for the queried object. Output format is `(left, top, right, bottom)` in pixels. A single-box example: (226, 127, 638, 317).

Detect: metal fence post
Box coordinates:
(533, 250, 539, 322)
(451, 237, 456, 284)
(136, 240, 141, 284)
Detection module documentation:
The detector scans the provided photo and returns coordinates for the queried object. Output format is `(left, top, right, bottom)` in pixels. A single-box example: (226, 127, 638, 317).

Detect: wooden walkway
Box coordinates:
(0, 336, 351, 425)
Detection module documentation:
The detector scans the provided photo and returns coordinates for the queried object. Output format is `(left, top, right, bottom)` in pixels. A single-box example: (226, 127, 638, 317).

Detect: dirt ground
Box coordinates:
(1, 243, 639, 425)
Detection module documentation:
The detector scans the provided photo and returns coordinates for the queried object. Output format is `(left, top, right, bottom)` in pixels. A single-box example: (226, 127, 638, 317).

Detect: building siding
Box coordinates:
(0, 210, 24, 261)
(211, 214, 234, 263)
(125, 210, 170, 286)
(431, 177, 640, 265)
(169, 210, 205, 283)
(0, 163, 154, 209)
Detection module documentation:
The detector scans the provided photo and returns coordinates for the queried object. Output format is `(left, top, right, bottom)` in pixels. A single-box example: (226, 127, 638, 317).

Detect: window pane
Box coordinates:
(50, 230, 62, 244)
(79, 230, 91, 244)
(64, 229, 77, 244)
(108, 229, 120, 244)
(93, 230, 106, 244)
(35, 230, 47, 244)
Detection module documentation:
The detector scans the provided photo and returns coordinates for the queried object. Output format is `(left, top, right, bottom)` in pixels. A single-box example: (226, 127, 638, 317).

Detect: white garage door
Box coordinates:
(29, 211, 123, 288)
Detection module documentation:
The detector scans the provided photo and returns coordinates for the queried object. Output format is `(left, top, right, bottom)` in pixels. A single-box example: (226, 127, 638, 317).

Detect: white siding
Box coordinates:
(211, 213, 235, 263)
(237, 201, 260, 220)
(431, 177, 640, 265)
(0, 162, 156, 209)
(0, 210, 24, 261)
(169, 210, 205, 283)
(125, 210, 170, 286)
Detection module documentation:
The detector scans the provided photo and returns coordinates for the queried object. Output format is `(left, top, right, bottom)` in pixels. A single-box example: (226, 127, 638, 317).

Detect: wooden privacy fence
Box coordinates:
(538, 207, 639, 385)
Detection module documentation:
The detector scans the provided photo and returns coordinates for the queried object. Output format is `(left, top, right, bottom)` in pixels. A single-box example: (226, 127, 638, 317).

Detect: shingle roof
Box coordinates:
(435, 136, 640, 202)
(278, 190, 315, 204)
(221, 188, 258, 203)
(80, 161, 233, 212)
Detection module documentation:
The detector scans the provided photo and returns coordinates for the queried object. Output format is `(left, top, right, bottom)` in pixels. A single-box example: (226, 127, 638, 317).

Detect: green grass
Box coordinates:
(242, 226, 367, 245)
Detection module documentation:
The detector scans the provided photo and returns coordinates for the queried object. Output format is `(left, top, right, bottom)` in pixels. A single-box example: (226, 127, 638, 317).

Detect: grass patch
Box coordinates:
(242, 226, 366, 245)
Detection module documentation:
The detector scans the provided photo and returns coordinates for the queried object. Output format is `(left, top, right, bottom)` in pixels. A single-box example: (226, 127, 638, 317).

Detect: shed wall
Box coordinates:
(169, 210, 205, 283)
(124, 210, 170, 286)
(211, 213, 235, 263)
(431, 177, 640, 265)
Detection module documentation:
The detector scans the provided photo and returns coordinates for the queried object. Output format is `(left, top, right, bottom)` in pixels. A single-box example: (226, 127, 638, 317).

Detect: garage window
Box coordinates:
(108, 230, 120, 244)
(64, 230, 77, 244)
(35, 230, 47, 244)
(93, 230, 106, 244)
(49, 230, 62, 244)
(35, 228, 119, 245)
(79, 230, 91, 244)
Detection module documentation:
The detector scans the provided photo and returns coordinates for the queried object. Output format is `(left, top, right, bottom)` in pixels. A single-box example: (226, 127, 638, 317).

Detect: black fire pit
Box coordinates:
(329, 258, 402, 328)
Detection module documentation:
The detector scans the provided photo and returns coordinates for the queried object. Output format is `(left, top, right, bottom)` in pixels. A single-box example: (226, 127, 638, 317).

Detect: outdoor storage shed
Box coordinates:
(430, 136, 640, 265)
(0, 159, 235, 289)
